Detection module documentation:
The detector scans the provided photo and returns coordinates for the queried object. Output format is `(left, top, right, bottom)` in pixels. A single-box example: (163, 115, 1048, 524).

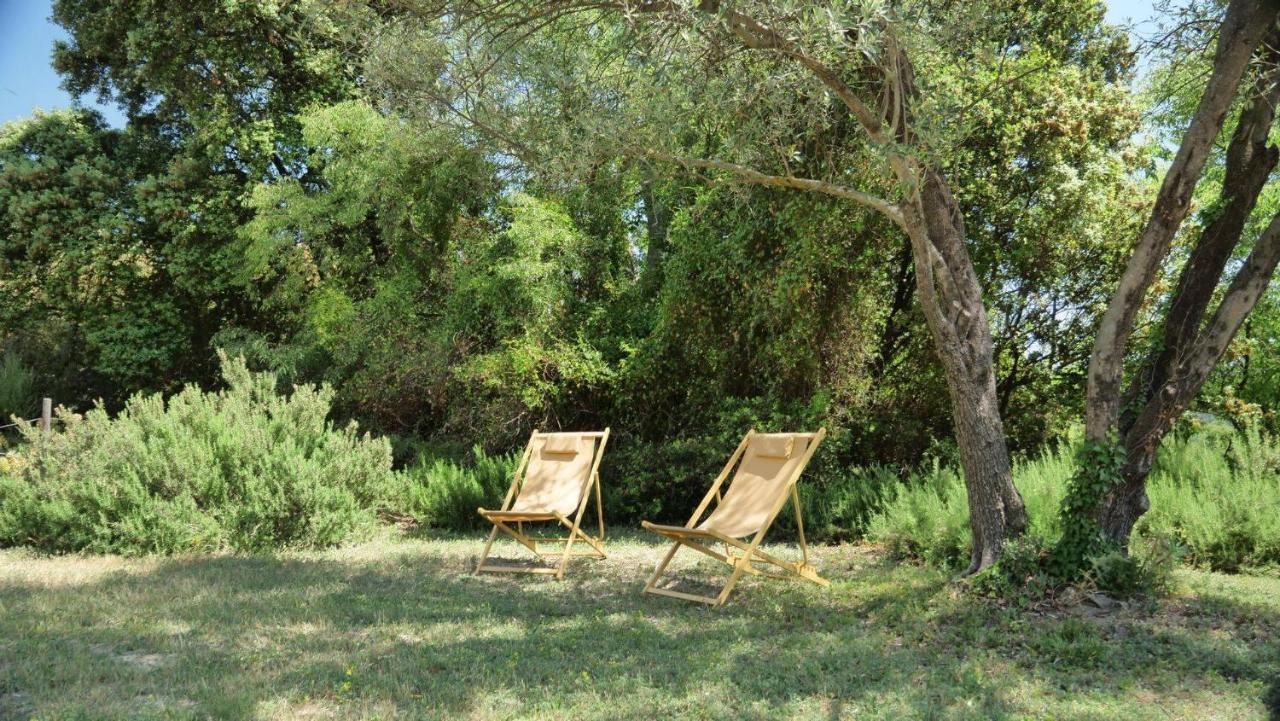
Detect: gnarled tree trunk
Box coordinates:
(1082, 0, 1280, 548)
(905, 169, 1027, 572)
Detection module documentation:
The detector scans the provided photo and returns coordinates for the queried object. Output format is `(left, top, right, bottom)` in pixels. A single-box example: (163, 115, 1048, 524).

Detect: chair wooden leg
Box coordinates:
(715, 553, 753, 606)
(644, 541, 682, 592)
(556, 527, 579, 580)
(475, 525, 500, 574)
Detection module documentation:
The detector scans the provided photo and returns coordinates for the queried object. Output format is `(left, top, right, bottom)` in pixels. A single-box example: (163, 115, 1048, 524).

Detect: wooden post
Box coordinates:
(40, 397, 51, 434)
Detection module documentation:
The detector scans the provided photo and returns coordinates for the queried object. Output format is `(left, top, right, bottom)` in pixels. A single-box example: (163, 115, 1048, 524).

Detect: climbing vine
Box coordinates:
(1050, 436, 1127, 578)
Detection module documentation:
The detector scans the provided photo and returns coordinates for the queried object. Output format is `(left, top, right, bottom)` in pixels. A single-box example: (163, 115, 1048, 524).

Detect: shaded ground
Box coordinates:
(0, 530, 1277, 720)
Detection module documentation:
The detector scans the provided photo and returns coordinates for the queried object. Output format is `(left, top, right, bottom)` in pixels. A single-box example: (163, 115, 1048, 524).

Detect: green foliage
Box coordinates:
(863, 441, 1079, 569)
(392, 446, 518, 530)
(968, 535, 1055, 603)
(866, 460, 974, 568)
(52, 0, 364, 176)
(1085, 531, 1180, 598)
(0, 353, 393, 555)
(0, 109, 239, 405)
(802, 463, 903, 543)
(0, 350, 35, 421)
(1049, 437, 1126, 579)
(1139, 429, 1280, 573)
(868, 428, 1280, 581)
(7, 0, 1272, 579)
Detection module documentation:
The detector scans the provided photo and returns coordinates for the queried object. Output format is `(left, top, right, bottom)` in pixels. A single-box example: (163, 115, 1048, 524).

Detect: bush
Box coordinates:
(968, 535, 1054, 602)
(1085, 531, 1180, 599)
(865, 460, 972, 567)
(866, 427, 1280, 577)
(802, 463, 902, 542)
(867, 445, 1072, 569)
(392, 446, 518, 530)
(0, 350, 35, 421)
(1139, 428, 1280, 572)
(0, 353, 394, 555)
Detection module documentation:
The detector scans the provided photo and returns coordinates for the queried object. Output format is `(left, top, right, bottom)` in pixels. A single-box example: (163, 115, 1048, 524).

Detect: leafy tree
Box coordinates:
(24, 0, 374, 402)
(0, 111, 198, 399)
(52, 0, 365, 178)
(379, 0, 1138, 570)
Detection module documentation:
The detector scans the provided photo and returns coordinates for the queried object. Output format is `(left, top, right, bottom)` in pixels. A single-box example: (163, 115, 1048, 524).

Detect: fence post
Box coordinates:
(40, 397, 52, 434)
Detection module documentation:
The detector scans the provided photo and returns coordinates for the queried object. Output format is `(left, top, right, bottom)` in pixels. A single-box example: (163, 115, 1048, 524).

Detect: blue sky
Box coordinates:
(0, 0, 124, 127)
(1, 0, 1159, 130)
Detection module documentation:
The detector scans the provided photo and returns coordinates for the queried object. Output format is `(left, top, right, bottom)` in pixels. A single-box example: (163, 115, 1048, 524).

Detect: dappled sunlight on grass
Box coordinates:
(1, 531, 1277, 720)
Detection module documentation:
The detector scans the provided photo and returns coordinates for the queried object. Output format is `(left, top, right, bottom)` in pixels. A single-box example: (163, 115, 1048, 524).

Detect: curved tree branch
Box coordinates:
(642, 150, 904, 228)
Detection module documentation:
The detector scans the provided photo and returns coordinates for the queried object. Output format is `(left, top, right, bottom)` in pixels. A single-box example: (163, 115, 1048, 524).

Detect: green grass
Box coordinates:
(1, 531, 1278, 720)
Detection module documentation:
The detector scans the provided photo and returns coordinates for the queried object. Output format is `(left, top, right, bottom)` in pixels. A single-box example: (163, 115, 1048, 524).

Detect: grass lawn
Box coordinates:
(1, 530, 1277, 720)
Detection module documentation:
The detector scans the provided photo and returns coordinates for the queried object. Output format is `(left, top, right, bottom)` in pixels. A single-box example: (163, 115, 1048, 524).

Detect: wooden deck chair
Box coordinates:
(641, 428, 828, 605)
(475, 429, 610, 580)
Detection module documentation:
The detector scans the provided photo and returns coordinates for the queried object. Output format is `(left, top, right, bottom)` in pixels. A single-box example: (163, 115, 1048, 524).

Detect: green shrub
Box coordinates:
(865, 460, 972, 567)
(0, 350, 35, 422)
(867, 427, 1280, 577)
(1085, 532, 1179, 599)
(392, 446, 517, 530)
(0, 353, 394, 555)
(968, 535, 1054, 603)
(867, 445, 1072, 569)
(802, 463, 902, 542)
(1139, 428, 1280, 572)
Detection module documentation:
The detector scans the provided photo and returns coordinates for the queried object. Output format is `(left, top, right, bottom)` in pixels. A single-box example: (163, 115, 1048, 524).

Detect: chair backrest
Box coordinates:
(696, 433, 814, 538)
(509, 433, 600, 516)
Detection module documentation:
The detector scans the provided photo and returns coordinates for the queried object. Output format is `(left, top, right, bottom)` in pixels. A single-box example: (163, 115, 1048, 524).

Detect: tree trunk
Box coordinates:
(948, 355, 1028, 572)
(1071, 0, 1280, 558)
(1122, 34, 1280, 435)
(907, 168, 1028, 573)
(640, 181, 671, 296)
(1092, 28, 1280, 546)
(1084, 0, 1277, 445)
(1098, 475, 1150, 543)
(1103, 210, 1280, 542)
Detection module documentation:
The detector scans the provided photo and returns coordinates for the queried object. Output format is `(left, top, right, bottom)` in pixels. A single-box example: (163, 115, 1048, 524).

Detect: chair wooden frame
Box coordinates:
(475, 428, 610, 580)
(641, 428, 829, 606)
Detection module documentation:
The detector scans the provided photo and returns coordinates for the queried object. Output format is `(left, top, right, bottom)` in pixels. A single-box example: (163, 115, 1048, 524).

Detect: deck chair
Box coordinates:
(475, 429, 610, 580)
(641, 428, 828, 605)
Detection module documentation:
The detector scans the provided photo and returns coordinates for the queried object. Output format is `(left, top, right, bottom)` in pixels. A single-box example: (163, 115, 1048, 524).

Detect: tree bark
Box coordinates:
(1085, 0, 1278, 444)
(1101, 34, 1280, 542)
(639, 181, 671, 296)
(1122, 34, 1280, 435)
(907, 169, 1027, 573)
(1102, 210, 1280, 542)
(1080, 4, 1280, 547)
(1070, 0, 1280, 556)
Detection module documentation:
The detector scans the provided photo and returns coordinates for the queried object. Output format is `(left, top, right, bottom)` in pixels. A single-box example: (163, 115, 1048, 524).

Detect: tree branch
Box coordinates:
(1085, 0, 1279, 441)
(1123, 31, 1280, 434)
(643, 150, 904, 228)
(1124, 208, 1280, 463)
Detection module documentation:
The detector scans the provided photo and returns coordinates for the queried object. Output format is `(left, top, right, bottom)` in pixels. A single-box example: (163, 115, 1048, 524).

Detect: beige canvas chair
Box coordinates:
(475, 429, 610, 579)
(641, 428, 828, 605)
